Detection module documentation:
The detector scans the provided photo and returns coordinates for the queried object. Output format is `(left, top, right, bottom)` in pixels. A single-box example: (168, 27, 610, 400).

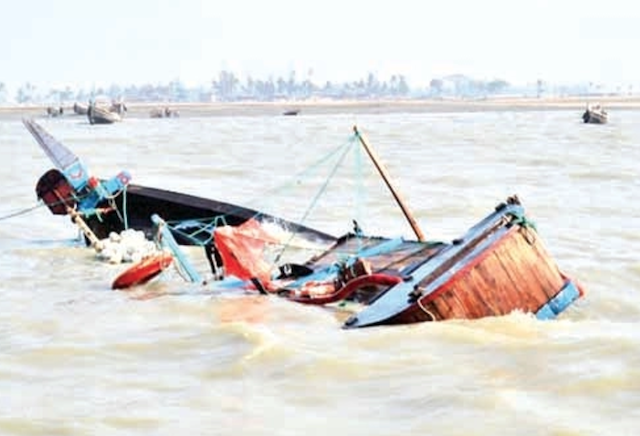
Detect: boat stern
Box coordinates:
(343, 196, 584, 328)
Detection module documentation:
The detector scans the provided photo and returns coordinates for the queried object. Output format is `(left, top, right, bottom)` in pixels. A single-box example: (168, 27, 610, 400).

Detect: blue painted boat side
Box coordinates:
(535, 280, 581, 320)
(63, 160, 90, 191)
(77, 171, 132, 212)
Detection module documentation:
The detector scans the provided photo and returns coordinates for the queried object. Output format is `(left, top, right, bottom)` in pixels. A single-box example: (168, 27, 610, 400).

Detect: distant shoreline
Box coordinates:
(2, 96, 639, 117)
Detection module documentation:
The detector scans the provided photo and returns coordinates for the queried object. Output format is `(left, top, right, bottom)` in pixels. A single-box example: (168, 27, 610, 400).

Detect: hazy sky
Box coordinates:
(1, 0, 638, 91)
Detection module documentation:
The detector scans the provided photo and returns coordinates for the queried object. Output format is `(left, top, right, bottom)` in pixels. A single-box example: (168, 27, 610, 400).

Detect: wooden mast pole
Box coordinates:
(353, 126, 426, 242)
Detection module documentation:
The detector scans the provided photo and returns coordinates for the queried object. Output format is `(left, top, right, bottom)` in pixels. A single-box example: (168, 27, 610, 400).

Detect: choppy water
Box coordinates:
(1, 107, 639, 435)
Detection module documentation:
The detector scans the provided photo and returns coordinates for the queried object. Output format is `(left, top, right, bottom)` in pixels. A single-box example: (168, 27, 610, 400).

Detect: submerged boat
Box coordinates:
(25, 119, 584, 328)
(582, 104, 608, 124)
(24, 118, 334, 246)
(196, 195, 583, 328)
(118, 127, 583, 328)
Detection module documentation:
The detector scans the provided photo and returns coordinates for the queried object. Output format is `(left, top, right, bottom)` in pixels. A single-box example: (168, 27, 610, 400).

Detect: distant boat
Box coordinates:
(46, 106, 64, 117)
(150, 106, 180, 118)
(282, 109, 300, 116)
(109, 101, 127, 115)
(72, 102, 88, 115)
(87, 104, 122, 125)
(582, 104, 608, 124)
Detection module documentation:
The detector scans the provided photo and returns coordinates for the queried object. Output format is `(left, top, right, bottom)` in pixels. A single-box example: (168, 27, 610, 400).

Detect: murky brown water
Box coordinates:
(1, 107, 638, 435)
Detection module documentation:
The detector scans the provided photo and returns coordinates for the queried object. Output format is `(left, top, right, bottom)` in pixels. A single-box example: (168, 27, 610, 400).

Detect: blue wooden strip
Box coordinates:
(151, 214, 202, 283)
(63, 160, 90, 191)
(356, 237, 405, 258)
(535, 304, 557, 320)
(79, 171, 131, 211)
(550, 281, 580, 314)
(535, 280, 580, 320)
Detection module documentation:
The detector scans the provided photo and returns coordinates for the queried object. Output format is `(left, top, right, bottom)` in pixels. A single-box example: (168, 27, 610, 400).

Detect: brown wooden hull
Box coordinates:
(383, 226, 564, 324)
(343, 199, 581, 328)
(88, 106, 122, 124)
(582, 109, 608, 124)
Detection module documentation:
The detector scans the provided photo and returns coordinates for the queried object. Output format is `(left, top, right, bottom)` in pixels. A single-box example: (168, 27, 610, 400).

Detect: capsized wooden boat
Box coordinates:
(202, 196, 583, 328)
(582, 104, 608, 124)
(143, 127, 584, 327)
(24, 118, 584, 327)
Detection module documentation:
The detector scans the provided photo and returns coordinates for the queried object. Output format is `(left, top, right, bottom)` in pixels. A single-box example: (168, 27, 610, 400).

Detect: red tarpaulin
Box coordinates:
(214, 219, 281, 286)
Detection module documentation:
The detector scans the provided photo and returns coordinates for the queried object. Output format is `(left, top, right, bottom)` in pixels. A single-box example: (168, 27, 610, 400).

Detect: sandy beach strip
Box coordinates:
(2, 96, 638, 118)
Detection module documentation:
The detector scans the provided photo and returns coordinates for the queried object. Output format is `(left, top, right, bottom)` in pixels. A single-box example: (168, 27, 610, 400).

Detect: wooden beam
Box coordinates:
(353, 126, 426, 241)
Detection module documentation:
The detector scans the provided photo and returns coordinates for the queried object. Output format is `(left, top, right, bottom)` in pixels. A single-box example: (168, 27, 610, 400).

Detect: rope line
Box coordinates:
(162, 136, 357, 231)
(417, 298, 436, 321)
(0, 201, 46, 221)
(272, 135, 358, 265)
(154, 134, 360, 253)
(508, 212, 537, 231)
(122, 185, 129, 229)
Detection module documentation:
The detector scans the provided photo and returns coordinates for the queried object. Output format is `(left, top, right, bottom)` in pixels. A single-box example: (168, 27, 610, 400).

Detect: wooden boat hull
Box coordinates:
(582, 109, 608, 124)
(210, 196, 582, 328)
(24, 118, 335, 248)
(343, 198, 582, 328)
(46, 107, 64, 117)
(88, 106, 122, 124)
(73, 103, 88, 115)
(82, 183, 336, 245)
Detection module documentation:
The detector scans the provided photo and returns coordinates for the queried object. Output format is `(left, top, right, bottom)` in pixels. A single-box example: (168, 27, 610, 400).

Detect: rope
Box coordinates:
(417, 298, 436, 321)
(161, 223, 213, 246)
(109, 132, 396, 284)
(508, 211, 537, 231)
(353, 132, 365, 253)
(0, 202, 45, 221)
(272, 136, 357, 265)
(154, 135, 360, 254)
(0, 185, 121, 223)
(122, 184, 128, 229)
(247, 136, 357, 206)
(293, 138, 356, 234)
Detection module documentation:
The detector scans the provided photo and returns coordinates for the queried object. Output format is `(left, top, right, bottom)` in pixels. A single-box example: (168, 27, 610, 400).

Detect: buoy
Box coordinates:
(111, 252, 174, 290)
(88, 176, 100, 189)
